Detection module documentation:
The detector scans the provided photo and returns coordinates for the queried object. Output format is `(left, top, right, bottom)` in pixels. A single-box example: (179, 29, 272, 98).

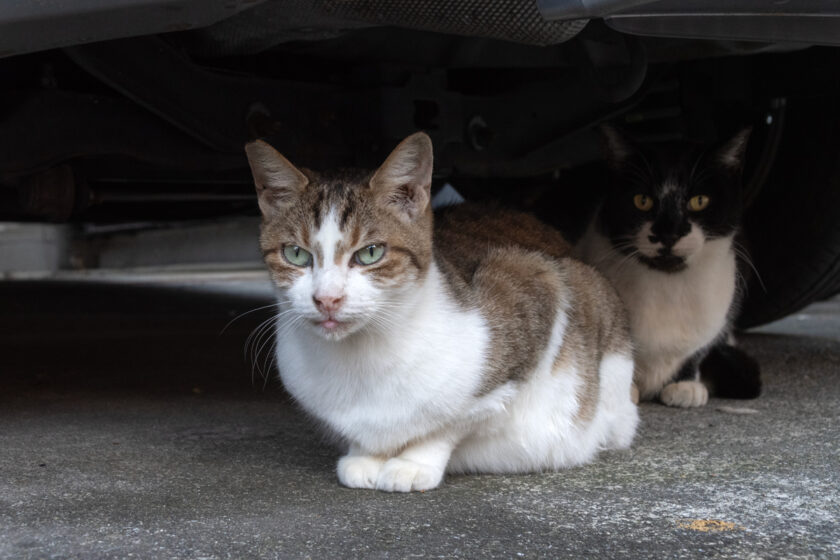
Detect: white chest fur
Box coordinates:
(275, 263, 489, 455)
(578, 226, 736, 397)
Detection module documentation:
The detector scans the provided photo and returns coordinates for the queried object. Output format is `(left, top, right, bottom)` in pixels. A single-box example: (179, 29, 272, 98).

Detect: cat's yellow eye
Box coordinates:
(633, 194, 654, 211)
(355, 244, 386, 266)
(283, 245, 312, 267)
(688, 195, 710, 212)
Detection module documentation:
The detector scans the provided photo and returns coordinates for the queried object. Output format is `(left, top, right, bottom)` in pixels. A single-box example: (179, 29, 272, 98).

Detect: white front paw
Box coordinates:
(660, 380, 709, 408)
(375, 458, 444, 493)
(337, 455, 385, 489)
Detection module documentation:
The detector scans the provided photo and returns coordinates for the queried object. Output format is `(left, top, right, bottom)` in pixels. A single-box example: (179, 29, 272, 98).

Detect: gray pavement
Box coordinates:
(0, 279, 838, 559)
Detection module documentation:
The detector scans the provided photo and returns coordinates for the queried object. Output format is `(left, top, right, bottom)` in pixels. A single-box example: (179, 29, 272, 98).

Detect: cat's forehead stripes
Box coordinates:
(313, 208, 344, 267)
(307, 181, 387, 269)
(308, 172, 368, 226)
(311, 190, 325, 229)
(311, 199, 373, 266)
(307, 175, 370, 236)
(339, 189, 358, 230)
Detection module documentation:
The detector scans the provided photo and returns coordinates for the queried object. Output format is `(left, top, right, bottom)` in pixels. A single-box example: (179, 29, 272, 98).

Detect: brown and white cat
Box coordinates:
(245, 132, 638, 492)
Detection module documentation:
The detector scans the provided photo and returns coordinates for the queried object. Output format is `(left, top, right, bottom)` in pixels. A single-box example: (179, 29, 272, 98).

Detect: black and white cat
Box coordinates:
(577, 126, 761, 407)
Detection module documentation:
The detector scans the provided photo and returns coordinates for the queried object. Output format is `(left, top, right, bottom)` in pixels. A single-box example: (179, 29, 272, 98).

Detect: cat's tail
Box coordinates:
(700, 342, 762, 399)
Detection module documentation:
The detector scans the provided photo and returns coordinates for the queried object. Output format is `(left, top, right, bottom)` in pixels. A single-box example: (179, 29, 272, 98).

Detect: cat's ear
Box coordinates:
(713, 127, 752, 169)
(599, 124, 635, 167)
(244, 140, 309, 217)
(370, 132, 433, 222)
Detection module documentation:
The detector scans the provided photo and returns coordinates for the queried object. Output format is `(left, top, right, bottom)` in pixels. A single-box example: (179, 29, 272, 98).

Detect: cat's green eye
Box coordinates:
(633, 194, 654, 211)
(355, 244, 386, 266)
(283, 245, 312, 267)
(688, 195, 710, 212)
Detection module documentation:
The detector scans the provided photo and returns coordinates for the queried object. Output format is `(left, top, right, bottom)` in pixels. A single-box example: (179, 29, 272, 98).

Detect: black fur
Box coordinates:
(674, 351, 704, 383)
(700, 342, 762, 399)
(598, 126, 748, 273)
(673, 339, 762, 399)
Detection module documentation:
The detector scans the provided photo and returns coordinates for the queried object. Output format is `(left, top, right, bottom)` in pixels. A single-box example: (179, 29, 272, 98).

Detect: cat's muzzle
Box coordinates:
(638, 253, 687, 273)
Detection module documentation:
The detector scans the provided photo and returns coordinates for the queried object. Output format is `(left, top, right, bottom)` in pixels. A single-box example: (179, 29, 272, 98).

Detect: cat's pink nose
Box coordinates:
(313, 295, 344, 314)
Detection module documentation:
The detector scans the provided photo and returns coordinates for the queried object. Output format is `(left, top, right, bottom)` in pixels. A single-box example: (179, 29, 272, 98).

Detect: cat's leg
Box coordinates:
(375, 431, 458, 493)
(337, 444, 386, 489)
(700, 340, 761, 399)
(660, 353, 708, 407)
(599, 352, 639, 449)
(629, 383, 640, 405)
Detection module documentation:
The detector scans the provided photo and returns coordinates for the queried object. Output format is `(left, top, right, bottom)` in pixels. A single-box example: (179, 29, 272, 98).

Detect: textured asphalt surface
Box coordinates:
(0, 279, 838, 559)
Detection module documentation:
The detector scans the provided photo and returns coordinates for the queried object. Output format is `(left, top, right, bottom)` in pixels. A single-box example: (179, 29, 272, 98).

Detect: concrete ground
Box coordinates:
(0, 277, 837, 559)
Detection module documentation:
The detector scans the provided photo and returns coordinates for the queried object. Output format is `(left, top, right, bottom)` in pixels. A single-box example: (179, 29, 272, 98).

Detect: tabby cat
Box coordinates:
(245, 132, 638, 492)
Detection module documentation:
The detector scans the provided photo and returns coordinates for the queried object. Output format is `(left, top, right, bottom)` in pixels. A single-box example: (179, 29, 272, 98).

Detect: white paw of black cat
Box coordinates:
(660, 380, 709, 408)
(375, 458, 444, 492)
(337, 455, 385, 489)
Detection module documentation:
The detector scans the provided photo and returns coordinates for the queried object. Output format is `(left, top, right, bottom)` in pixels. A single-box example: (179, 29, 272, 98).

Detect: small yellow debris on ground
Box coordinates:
(676, 519, 745, 532)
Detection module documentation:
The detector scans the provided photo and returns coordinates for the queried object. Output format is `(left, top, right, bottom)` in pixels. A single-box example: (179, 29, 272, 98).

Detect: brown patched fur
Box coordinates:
(433, 205, 571, 393)
(433, 204, 572, 307)
(434, 203, 572, 264)
(469, 249, 562, 394)
(559, 260, 632, 424)
(435, 204, 631, 408)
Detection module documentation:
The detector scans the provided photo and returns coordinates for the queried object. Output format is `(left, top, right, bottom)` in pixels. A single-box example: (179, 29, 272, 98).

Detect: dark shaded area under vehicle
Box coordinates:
(1, 16, 840, 326)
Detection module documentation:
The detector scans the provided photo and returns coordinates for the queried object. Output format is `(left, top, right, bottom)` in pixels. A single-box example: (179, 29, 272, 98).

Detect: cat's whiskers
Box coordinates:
(245, 308, 299, 383)
(262, 316, 304, 387)
(589, 240, 637, 269)
(247, 319, 275, 384)
(254, 320, 281, 380)
(623, 156, 654, 187)
(733, 241, 766, 294)
(251, 313, 307, 385)
(367, 312, 401, 334)
(244, 315, 277, 360)
(219, 301, 285, 335)
(359, 311, 394, 335)
(613, 249, 641, 275)
(255, 321, 282, 385)
(355, 300, 412, 337)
